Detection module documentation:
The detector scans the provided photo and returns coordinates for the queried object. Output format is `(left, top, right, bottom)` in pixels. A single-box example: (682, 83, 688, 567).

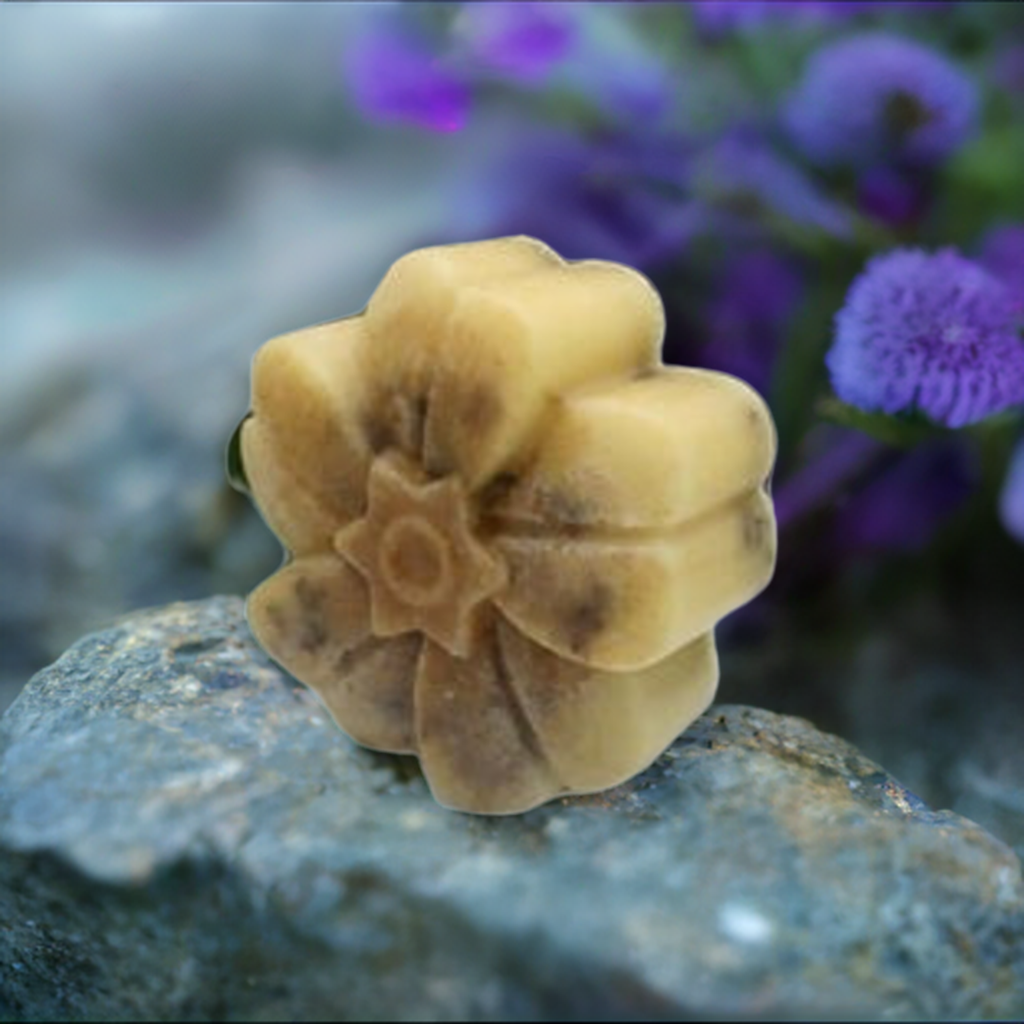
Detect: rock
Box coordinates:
(722, 592, 1024, 864)
(1, 598, 1022, 1022)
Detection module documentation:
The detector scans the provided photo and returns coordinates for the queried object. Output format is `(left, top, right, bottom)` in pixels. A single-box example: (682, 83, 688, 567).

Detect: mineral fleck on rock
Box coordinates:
(1, 597, 1022, 1021)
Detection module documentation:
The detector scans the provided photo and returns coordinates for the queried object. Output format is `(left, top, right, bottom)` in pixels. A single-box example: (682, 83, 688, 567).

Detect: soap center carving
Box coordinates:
(334, 452, 508, 658)
(379, 515, 451, 607)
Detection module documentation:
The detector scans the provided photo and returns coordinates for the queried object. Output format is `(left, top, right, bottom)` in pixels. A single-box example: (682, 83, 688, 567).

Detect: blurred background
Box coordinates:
(1, 3, 1023, 854)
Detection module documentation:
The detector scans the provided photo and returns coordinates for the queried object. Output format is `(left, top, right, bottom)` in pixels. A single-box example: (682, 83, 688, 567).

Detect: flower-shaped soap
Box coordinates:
(235, 237, 777, 814)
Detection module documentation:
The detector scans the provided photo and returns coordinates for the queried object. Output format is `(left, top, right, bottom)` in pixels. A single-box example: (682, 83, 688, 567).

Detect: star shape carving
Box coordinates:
(334, 452, 508, 658)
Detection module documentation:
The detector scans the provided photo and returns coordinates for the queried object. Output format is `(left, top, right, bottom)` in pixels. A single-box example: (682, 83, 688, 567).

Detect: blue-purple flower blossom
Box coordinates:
(342, 24, 470, 132)
(856, 165, 929, 228)
(454, 3, 577, 85)
(978, 224, 1024, 314)
(699, 250, 804, 394)
(690, 2, 951, 39)
(994, 42, 1024, 95)
(831, 438, 977, 554)
(1000, 437, 1024, 544)
(561, 6, 674, 122)
(827, 248, 1024, 428)
(690, 1, 851, 37)
(445, 124, 699, 269)
(773, 428, 883, 532)
(341, 4, 670, 132)
(691, 135, 854, 239)
(785, 33, 978, 169)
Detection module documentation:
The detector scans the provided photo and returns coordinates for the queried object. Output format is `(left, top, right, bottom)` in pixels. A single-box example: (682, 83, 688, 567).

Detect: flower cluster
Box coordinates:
(444, 125, 697, 269)
(341, 4, 673, 134)
(336, 2, 1024, 563)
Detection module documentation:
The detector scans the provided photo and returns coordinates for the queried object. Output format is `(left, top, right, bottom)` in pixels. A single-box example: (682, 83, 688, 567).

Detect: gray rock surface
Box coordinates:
(723, 593, 1024, 864)
(1, 597, 1022, 1022)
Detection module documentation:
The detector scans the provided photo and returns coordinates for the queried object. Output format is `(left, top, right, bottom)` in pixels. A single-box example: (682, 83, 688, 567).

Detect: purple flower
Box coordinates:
(342, 24, 470, 132)
(453, 4, 670, 122)
(828, 248, 1024, 428)
(1000, 437, 1024, 544)
(455, 3, 577, 84)
(832, 438, 976, 554)
(785, 33, 979, 168)
(690, 2, 782, 36)
(690, 1, 850, 37)
(699, 250, 804, 394)
(563, 7, 673, 122)
(692, 135, 854, 239)
(856, 165, 929, 228)
(978, 224, 1024, 314)
(567, 50, 671, 123)
(690, 2, 947, 38)
(773, 428, 883, 531)
(445, 125, 699, 269)
(994, 43, 1024, 95)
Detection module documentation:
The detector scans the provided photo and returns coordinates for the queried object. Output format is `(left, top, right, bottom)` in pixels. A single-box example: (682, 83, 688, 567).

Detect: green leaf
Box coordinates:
(816, 397, 937, 448)
(936, 121, 1024, 242)
(225, 413, 252, 494)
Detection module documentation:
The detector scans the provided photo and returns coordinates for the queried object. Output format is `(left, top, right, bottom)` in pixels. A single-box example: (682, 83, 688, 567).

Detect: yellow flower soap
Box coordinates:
(233, 236, 777, 815)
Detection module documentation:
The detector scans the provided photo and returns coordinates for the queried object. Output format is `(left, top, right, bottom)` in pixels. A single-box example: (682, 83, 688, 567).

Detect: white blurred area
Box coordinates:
(0, 2, 477, 394)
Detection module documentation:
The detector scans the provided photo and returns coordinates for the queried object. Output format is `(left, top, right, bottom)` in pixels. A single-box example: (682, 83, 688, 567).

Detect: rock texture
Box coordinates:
(1, 597, 1022, 1022)
(723, 593, 1024, 864)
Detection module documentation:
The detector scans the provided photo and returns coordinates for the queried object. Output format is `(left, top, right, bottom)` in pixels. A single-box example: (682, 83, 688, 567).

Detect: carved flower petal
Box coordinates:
(422, 259, 664, 488)
(413, 626, 561, 815)
(360, 236, 664, 487)
(488, 367, 776, 530)
(316, 633, 422, 754)
(358, 236, 563, 462)
(241, 419, 346, 555)
(247, 554, 370, 677)
(493, 618, 718, 795)
(412, 616, 719, 814)
(248, 316, 372, 549)
(492, 490, 776, 671)
(365, 236, 564, 352)
(247, 554, 420, 752)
